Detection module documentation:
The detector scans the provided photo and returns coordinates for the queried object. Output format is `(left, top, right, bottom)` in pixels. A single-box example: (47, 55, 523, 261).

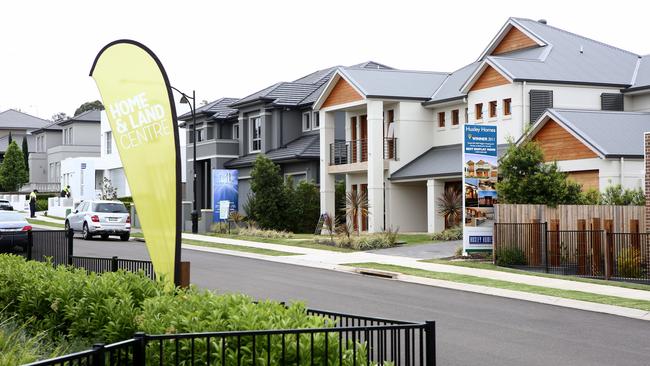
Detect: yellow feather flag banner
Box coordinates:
(90, 40, 180, 285)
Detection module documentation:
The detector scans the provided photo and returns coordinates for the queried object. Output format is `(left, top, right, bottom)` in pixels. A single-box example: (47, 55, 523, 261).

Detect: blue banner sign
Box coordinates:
(212, 169, 238, 222)
(463, 124, 498, 253)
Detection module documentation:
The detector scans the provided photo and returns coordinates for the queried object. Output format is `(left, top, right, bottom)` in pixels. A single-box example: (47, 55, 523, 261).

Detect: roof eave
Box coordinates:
(514, 78, 631, 88)
(422, 95, 465, 107)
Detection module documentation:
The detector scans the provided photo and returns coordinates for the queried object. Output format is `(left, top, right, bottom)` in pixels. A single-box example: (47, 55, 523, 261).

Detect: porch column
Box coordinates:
(367, 100, 384, 232)
(427, 179, 445, 233)
(320, 110, 336, 217)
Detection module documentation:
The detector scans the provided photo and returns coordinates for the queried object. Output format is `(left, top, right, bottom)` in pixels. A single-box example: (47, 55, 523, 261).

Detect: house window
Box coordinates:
(106, 131, 112, 154)
(464, 107, 468, 123)
(188, 127, 194, 143)
(313, 112, 320, 129)
(489, 101, 497, 118)
(302, 112, 311, 131)
(196, 128, 205, 142)
(475, 103, 483, 120)
(250, 117, 262, 152)
(438, 112, 446, 128)
(233, 124, 240, 140)
(503, 98, 512, 116)
(63, 127, 73, 145)
(452, 109, 460, 126)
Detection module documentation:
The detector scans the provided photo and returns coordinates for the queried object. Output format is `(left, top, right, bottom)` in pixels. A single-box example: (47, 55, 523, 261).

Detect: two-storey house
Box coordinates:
(317, 17, 650, 233)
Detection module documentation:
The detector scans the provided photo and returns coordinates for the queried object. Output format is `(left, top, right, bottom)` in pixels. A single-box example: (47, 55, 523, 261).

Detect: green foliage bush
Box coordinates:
(0, 314, 68, 365)
(236, 227, 294, 239)
(600, 185, 645, 206)
(333, 229, 399, 250)
(495, 247, 527, 266)
(0, 141, 28, 192)
(431, 226, 463, 241)
(616, 248, 642, 278)
(0, 254, 375, 365)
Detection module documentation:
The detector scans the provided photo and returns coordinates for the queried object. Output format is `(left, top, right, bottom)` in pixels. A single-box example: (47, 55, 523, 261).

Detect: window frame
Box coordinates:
(232, 123, 240, 140)
(249, 117, 262, 153)
(302, 112, 311, 132)
(438, 111, 446, 128)
(313, 112, 320, 129)
(475, 103, 483, 121)
(489, 101, 497, 118)
(503, 98, 512, 116)
(106, 131, 112, 155)
(451, 109, 460, 126)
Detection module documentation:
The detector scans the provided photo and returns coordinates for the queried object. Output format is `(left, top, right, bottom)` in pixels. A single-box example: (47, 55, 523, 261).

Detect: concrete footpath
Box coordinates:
(28, 213, 650, 321)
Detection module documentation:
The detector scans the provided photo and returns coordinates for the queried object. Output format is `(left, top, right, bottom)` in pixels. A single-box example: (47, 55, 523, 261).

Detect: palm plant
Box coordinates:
(437, 188, 462, 229)
(322, 213, 337, 243)
(345, 190, 369, 235)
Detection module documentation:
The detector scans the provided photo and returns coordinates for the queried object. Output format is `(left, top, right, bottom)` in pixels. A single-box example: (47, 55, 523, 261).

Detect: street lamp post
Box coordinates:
(172, 87, 199, 234)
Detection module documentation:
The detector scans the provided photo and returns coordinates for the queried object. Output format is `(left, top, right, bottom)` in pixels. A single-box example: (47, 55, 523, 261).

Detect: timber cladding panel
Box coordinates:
(469, 66, 510, 91)
(646, 133, 650, 232)
(567, 170, 599, 191)
(322, 78, 363, 108)
(532, 119, 598, 161)
(495, 204, 645, 232)
(491, 26, 539, 55)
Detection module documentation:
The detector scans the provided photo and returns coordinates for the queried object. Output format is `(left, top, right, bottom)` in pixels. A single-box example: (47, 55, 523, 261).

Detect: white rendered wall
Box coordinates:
(626, 93, 650, 112)
(555, 158, 644, 191)
(386, 181, 428, 232)
(388, 101, 434, 174)
(429, 101, 466, 148)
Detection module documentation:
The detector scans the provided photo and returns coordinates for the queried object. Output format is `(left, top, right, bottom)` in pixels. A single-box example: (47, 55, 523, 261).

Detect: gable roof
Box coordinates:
(57, 109, 101, 126)
(424, 62, 480, 106)
(390, 144, 462, 181)
(178, 97, 240, 121)
(338, 68, 449, 100)
(0, 109, 51, 130)
(230, 61, 393, 109)
(523, 108, 650, 158)
(224, 134, 319, 168)
(475, 18, 640, 88)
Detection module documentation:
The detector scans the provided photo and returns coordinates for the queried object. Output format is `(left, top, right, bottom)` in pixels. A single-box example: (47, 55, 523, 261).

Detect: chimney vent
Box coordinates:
(538, 19, 547, 24)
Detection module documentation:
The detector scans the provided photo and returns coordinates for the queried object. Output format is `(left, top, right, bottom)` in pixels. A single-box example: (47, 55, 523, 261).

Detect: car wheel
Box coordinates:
(101, 234, 109, 240)
(120, 233, 130, 241)
(82, 223, 92, 240)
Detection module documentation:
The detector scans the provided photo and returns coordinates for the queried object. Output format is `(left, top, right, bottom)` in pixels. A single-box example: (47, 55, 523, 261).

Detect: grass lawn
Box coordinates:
(348, 262, 650, 312)
(43, 214, 66, 221)
(397, 233, 438, 245)
(199, 232, 355, 252)
(131, 232, 298, 256)
(422, 259, 650, 292)
(26, 219, 65, 229)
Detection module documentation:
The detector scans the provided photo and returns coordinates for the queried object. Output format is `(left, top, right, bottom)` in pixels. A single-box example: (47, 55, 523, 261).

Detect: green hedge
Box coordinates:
(0, 255, 372, 364)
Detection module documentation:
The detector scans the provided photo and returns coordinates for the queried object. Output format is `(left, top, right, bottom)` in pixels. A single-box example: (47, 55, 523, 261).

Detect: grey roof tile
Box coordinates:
(486, 18, 640, 86)
(426, 62, 480, 104)
(224, 134, 319, 168)
(340, 68, 449, 100)
(178, 97, 240, 120)
(390, 144, 462, 180)
(0, 109, 51, 130)
(539, 109, 650, 158)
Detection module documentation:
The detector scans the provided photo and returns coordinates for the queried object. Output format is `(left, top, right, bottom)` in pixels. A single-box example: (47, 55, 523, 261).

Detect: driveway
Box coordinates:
(368, 240, 460, 259)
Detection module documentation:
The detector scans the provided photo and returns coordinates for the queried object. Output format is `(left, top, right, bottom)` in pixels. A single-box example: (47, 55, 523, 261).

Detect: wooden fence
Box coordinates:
(494, 204, 645, 233)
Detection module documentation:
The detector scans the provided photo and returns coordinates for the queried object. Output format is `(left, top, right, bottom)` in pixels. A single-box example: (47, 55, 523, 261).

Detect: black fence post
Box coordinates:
(133, 332, 147, 365)
(92, 343, 105, 366)
(67, 228, 74, 265)
(543, 222, 549, 274)
(425, 321, 436, 366)
(26, 229, 33, 261)
(111, 256, 119, 272)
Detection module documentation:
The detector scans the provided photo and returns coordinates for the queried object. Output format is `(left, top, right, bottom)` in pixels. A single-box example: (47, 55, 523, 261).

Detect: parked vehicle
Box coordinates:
(65, 200, 131, 241)
(0, 211, 31, 252)
(0, 199, 13, 211)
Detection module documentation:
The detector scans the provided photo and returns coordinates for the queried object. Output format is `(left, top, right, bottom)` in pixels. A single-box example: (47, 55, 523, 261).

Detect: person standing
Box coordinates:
(29, 189, 38, 218)
(64, 185, 71, 198)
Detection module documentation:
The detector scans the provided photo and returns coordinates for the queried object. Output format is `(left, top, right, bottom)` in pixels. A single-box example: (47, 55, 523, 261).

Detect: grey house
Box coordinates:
(0, 109, 51, 163)
(30, 109, 102, 191)
(178, 62, 389, 215)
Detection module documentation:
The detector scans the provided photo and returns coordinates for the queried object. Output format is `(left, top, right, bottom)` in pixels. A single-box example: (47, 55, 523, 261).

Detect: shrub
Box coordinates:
(617, 248, 642, 278)
(236, 227, 293, 239)
(333, 229, 399, 250)
(431, 226, 463, 241)
(0, 315, 68, 365)
(495, 247, 527, 266)
(248, 155, 288, 230)
(0, 254, 373, 365)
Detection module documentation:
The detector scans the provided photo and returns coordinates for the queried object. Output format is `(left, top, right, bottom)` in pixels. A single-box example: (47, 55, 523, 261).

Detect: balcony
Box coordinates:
(329, 138, 397, 167)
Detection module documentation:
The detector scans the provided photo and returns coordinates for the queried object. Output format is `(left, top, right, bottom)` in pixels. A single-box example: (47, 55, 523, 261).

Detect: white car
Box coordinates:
(65, 200, 131, 241)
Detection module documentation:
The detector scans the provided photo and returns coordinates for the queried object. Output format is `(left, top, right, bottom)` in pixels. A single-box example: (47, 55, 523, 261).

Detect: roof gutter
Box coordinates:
(421, 95, 465, 107)
(514, 78, 630, 88)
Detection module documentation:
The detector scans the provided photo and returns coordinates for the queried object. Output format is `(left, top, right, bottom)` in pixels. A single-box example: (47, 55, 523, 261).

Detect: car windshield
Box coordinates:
(0, 212, 24, 222)
(94, 203, 128, 213)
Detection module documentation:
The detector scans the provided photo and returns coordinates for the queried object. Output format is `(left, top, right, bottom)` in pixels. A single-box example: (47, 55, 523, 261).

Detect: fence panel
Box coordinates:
(494, 223, 547, 270)
(609, 233, 650, 283)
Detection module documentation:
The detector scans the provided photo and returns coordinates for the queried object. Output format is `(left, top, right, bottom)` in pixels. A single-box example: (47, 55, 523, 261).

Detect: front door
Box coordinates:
(350, 116, 357, 163)
(360, 183, 368, 231)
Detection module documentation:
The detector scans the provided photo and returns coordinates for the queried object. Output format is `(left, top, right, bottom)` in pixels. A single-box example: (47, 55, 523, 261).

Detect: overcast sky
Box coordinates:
(2, 0, 649, 120)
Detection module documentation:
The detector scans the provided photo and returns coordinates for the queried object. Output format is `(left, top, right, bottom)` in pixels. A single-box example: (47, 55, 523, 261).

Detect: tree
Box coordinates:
(292, 180, 320, 233)
(101, 177, 118, 200)
(7, 131, 12, 145)
(21, 137, 29, 175)
(600, 184, 645, 206)
(0, 141, 29, 192)
(496, 140, 583, 206)
(248, 155, 287, 230)
(52, 112, 68, 122)
(74, 100, 104, 116)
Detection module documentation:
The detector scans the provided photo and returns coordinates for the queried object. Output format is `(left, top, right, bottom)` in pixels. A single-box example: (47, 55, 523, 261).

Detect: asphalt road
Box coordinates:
(72, 236, 650, 366)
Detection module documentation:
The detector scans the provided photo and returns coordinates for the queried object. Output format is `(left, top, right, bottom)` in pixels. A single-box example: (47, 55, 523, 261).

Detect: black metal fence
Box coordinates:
(2, 229, 156, 280)
(26, 311, 435, 366)
(494, 223, 650, 283)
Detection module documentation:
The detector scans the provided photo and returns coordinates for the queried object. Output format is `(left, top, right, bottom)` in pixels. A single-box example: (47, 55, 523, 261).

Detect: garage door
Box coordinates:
(567, 170, 599, 191)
